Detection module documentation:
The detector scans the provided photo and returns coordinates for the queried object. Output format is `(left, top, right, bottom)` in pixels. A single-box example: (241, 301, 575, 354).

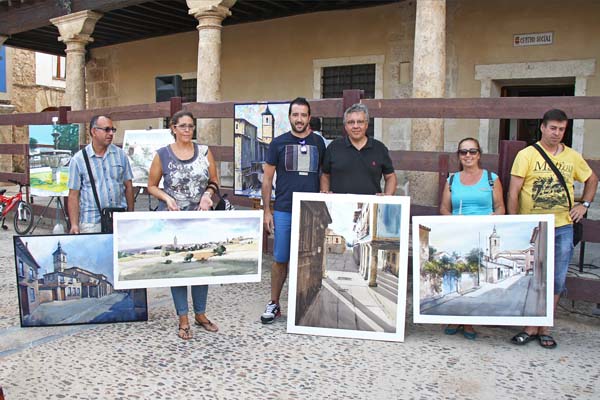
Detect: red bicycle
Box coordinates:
(0, 179, 34, 234)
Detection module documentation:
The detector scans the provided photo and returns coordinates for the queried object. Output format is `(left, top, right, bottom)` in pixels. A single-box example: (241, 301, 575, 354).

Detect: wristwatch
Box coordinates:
(582, 201, 591, 208)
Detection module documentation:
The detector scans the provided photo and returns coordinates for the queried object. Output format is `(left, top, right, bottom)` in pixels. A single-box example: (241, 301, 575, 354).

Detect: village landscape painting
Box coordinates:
(234, 102, 291, 198)
(28, 124, 79, 197)
(14, 234, 148, 327)
(287, 193, 410, 342)
(113, 210, 263, 289)
(122, 129, 173, 187)
(412, 215, 554, 326)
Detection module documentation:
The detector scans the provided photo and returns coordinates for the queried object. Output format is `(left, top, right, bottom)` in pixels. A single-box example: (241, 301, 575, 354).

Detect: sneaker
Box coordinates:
(261, 301, 281, 324)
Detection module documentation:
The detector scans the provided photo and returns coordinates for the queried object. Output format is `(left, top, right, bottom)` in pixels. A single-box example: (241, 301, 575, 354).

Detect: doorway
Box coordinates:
(499, 85, 575, 146)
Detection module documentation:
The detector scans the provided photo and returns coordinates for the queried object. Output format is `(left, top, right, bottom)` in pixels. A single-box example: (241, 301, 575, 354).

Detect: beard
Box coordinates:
(291, 121, 308, 134)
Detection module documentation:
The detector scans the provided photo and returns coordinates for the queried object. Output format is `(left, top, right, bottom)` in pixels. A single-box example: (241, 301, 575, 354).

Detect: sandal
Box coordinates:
(463, 327, 477, 340)
(511, 331, 537, 345)
(538, 334, 557, 349)
(444, 325, 462, 335)
(195, 318, 219, 333)
(178, 325, 192, 340)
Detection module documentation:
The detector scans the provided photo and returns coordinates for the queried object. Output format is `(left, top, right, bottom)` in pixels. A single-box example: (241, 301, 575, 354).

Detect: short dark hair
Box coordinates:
(309, 117, 321, 131)
(171, 110, 194, 126)
(541, 109, 568, 126)
(89, 115, 111, 134)
(288, 97, 311, 116)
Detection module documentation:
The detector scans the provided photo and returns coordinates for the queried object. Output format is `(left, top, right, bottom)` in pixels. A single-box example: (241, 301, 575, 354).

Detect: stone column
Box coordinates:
(410, 0, 446, 205)
(51, 10, 102, 143)
(187, 0, 236, 145)
(368, 247, 379, 287)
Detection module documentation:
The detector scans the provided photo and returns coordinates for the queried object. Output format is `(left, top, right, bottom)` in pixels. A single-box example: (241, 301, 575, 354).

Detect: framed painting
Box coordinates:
(122, 129, 173, 187)
(113, 210, 263, 289)
(233, 102, 291, 198)
(14, 233, 148, 327)
(287, 193, 410, 342)
(28, 124, 79, 197)
(412, 214, 555, 326)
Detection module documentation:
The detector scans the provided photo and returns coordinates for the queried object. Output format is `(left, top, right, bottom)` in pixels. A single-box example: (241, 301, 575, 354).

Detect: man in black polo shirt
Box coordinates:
(320, 103, 397, 194)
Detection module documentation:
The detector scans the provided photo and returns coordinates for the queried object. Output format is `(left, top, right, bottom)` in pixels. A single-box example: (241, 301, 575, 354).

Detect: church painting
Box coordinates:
(14, 234, 148, 327)
(412, 214, 554, 327)
(233, 102, 291, 198)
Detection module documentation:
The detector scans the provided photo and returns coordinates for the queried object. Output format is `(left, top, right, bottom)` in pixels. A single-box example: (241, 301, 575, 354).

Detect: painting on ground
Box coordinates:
(113, 210, 263, 289)
(233, 102, 291, 198)
(412, 214, 555, 326)
(14, 233, 148, 327)
(287, 193, 410, 342)
(122, 129, 173, 187)
(29, 124, 79, 197)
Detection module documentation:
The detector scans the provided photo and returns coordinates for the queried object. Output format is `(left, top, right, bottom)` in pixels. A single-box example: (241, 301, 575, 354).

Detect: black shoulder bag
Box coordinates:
(206, 181, 234, 211)
(82, 149, 125, 233)
(532, 143, 583, 246)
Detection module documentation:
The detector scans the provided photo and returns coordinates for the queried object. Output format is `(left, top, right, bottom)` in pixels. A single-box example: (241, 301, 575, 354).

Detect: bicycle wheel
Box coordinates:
(14, 201, 34, 235)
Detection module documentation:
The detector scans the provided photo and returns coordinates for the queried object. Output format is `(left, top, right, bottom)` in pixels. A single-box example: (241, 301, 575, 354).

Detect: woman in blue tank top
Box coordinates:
(438, 137, 506, 339)
(148, 110, 220, 340)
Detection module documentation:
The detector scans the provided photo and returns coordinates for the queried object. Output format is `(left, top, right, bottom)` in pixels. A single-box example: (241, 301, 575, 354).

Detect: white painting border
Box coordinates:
(287, 192, 410, 342)
(122, 129, 173, 188)
(113, 210, 263, 289)
(412, 214, 555, 326)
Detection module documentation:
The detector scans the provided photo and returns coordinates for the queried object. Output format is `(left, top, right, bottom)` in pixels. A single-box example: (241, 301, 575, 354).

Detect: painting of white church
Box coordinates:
(14, 234, 148, 327)
(233, 102, 290, 198)
(412, 214, 554, 327)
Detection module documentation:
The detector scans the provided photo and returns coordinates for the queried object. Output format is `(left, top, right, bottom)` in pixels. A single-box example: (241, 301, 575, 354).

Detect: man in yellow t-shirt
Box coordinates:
(508, 109, 598, 349)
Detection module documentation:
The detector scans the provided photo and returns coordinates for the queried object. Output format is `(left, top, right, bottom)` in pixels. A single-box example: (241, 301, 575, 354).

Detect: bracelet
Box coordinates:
(203, 191, 212, 197)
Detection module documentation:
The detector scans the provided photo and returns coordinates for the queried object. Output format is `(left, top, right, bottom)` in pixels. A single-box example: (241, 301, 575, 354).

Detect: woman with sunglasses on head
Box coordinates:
(439, 137, 506, 339)
(147, 110, 219, 340)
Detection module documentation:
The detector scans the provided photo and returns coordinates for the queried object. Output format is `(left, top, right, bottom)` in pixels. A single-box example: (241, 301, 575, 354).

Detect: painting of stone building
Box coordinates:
(288, 193, 410, 342)
(122, 129, 173, 187)
(234, 102, 290, 198)
(412, 215, 554, 326)
(28, 124, 79, 197)
(14, 234, 147, 327)
(113, 210, 263, 289)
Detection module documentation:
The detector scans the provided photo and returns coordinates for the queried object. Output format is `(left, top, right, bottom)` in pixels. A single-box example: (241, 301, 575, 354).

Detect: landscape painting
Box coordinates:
(412, 214, 555, 326)
(14, 233, 148, 327)
(29, 124, 79, 197)
(113, 210, 263, 289)
(122, 129, 173, 187)
(234, 102, 290, 198)
(287, 193, 410, 342)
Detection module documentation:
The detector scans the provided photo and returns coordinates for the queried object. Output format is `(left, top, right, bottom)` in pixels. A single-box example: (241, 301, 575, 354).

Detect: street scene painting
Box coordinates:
(234, 102, 290, 198)
(122, 129, 173, 187)
(412, 214, 555, 326)
(287, 193, 410, 342)
(113, 210, 263, 289)
(14, 233, 148, 327)
(29, 124, 79, 197)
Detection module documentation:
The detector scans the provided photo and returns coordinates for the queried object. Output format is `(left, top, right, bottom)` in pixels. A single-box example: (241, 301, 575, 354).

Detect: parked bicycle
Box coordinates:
(0, 179, 34, 234)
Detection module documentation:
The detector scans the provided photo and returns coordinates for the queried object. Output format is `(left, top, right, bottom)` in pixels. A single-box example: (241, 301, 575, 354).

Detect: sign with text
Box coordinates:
(513, 32, 553, 47)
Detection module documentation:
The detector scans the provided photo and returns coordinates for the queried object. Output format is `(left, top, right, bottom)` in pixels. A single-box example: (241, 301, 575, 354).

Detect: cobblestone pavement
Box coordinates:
(1, 227, 600, 399)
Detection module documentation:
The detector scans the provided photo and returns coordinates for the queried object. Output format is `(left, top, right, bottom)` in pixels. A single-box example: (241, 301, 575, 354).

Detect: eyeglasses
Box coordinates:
(175, 124, 195, 131)
(346, 120, 366, 126)
(458, 148, 479, 156)
(298, 139, 307, 154)
(93, 126, 117, 133)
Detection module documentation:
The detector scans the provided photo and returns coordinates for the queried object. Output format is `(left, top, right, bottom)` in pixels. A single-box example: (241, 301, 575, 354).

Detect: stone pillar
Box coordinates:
(187, 0, 236, 145)
(368, 247, 379, 287)
(51, 11, 102, 143)
(410, 0, 446, 205)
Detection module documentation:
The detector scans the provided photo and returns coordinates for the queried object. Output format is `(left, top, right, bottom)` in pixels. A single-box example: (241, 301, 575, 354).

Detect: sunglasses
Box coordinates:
(94, 126, 117, 133)
(458, 148, 479, 156)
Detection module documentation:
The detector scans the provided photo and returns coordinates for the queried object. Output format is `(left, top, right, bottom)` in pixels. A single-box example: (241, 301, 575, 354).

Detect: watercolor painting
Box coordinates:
(287, 193, 410, 342)
(412, 214, 554, 326)
(122, 129, 173, 187)
(15, 233, 148, 327)
(233, 102, 291, 198)
(113, 210, 263, 289)
(29, 124, 79, 197)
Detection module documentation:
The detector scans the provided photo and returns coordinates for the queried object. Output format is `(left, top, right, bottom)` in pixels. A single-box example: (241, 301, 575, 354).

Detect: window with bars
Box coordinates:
(321, 64, 375, 139)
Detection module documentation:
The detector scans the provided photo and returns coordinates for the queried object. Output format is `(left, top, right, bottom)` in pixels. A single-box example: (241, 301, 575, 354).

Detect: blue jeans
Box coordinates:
(171, 285, 208, 316)
(273, 211, 292, 263)
(554, 225, 574, 295)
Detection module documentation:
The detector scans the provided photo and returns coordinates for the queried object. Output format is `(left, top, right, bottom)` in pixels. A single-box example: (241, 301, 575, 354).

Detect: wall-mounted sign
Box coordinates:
(513, 32, 553, 47)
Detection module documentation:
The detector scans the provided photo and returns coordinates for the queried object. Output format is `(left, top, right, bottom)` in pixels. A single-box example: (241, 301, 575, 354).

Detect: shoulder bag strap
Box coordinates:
(532, 143, 573, 210)
(82, 149, 103, 214)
